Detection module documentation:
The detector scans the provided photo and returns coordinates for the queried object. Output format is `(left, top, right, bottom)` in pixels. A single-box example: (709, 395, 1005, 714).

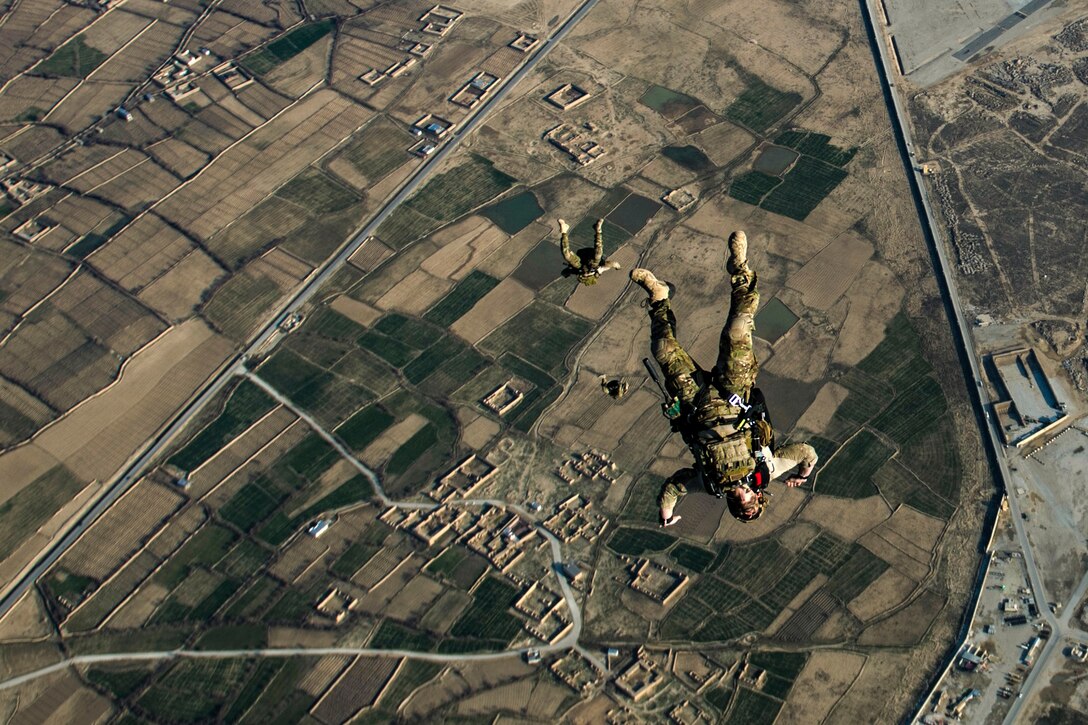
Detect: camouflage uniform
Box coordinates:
(561, 219, 619, 285)
(644, 249, 816, 518)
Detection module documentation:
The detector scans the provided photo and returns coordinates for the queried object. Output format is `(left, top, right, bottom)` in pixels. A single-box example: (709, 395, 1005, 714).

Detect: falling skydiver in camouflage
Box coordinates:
(559, 218, 621, 285)
(630, 230, 817, 525)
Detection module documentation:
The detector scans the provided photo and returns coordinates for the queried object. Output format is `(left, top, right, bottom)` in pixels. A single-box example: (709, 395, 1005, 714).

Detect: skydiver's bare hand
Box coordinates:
(784, 476, 807, 487)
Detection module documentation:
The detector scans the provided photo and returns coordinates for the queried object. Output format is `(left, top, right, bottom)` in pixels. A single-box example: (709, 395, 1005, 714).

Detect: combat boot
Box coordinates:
(727, 230, 749, 275)
(630, 268, 670, 302)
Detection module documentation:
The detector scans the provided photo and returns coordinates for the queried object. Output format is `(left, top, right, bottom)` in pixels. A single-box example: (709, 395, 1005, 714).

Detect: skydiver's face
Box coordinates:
(728, 484, 763, 521)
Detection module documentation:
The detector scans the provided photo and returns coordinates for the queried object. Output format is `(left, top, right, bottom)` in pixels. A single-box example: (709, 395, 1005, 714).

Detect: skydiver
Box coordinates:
(630, 230, 817, 525)
(559, 218, 621, 285)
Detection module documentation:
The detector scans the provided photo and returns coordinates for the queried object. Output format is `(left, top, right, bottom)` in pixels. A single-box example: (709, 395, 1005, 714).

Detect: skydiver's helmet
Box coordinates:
(726, 482, 766, 522)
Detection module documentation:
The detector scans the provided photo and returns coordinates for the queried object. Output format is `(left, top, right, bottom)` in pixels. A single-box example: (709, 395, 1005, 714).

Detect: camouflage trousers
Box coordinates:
(648, 266, 760, 406)
(561, 222, 604, 285)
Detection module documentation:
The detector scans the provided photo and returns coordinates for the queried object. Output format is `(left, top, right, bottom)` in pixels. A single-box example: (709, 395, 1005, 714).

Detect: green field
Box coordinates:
(137, 659, 250, 723)
(386, 424, 438, 476)
(217, 538, 270, 580)
(760, 156, 849, 221)
(450, 577, 521, 642)
(725, 79, 801, 133)
(480, 301, 592, 376)
(377, 661, 442, 710)
(357, 330, 419, 367)
(86, 667, 150, 699)
(417, 348, 490, 398)
(405, 155, 515, 222)
(621, 474, 664, 523)
(222, 659, 282, 722)
(871, 377, 948, 443)
(691, 576, 748, 613)
(857, 312, 923, 379)
(34, 35, 107, 78)
(727, 686, 783, 724)
(0, 466, 84, 560)
(403, 336, 469, 384)
(750, 651, 809, 680)
(170, 380, 276, 472)
(371, 620, 436, 651)
(243, 20, 333, 75)
(374, 313, 439, 349)
(335, 404, 395, 451)
(759, 556, 821, 610)
(333, 349, 400, 396)
(824, 544, 889, 603)
(275, 170, 359, 214)
(671, 543, 715, 572)
(339, 116, 411, 181)
(373, 205, 437, 250)
(715, 539, 792, 587)
(800, 531, 854, 573)
(729, 171, 783, 205)
(330, 541, 378, 579)
(479, 190, 544, 234)
(900, 417, 961, 502)
(292, 372, 373, 427)
(292, 475, 371, 523)
(606, 526, 676, 556)
(270, 432, 339, 483)
(815, 430, 892, 498)
(220, 482, 285, 532)
(660, 595, 713, 639)
(203, 274, 282, 341)
(155, 525, 237, 588)
(774, 130, 856, 167)
(694, 598, 777, 641)
(425, 546, 467, 578)
(423, 271, 500, 327)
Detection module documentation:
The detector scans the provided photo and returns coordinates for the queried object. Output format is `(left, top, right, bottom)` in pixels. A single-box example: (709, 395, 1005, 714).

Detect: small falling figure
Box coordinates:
(559, 218, 621, 285)
(599, 376, 629, 399)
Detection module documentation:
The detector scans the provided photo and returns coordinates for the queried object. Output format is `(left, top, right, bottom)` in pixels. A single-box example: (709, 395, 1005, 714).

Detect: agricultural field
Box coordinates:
(0, 0, 987, 722)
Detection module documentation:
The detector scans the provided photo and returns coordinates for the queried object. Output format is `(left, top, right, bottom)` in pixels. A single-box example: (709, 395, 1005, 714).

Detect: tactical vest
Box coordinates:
(683, 381, 774, 496)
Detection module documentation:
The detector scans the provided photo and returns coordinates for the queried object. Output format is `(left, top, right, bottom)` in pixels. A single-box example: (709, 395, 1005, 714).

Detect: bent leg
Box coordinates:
(591, 219, 605, 268)
(559, 220, 580, 270)
(715, 257, 759, 397)
(649, 299, 700, 405)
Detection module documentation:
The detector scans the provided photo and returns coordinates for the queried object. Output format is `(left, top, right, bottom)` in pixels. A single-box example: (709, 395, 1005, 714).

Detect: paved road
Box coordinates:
(0, 0, 599, 621)
(856, 1, 1064, 722)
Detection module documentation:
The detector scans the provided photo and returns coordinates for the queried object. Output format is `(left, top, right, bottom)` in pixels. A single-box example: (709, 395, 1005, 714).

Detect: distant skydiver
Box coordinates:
(630, 230, 817, 526)
(559, 218, 621, 285)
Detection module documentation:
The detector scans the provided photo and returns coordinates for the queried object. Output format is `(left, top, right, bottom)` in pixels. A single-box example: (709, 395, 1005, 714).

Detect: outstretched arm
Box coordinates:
(658, 468, 695, 526)
(558, 219, 580, 269)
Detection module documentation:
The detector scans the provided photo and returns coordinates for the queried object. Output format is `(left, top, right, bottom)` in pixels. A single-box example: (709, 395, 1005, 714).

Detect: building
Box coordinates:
(545, 124, 606, 166)
(956, 644, 987, 671)
(624, 558, 689, 606)
(614, 647, 664, 702)
(509, 32, 539, 52)
(546, 84, 592, 110)
(308, 519, 332, 538)
(451, 71, 501, 108)
(412, 113, 454, 138)
(663, 187, 697, 212)
(483, 382, 524, 415)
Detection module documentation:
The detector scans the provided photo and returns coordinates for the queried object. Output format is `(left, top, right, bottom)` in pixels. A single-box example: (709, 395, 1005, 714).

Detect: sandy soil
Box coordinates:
(565, 245, 640, 320)
(137, 248, 226, 321)
(848, 567, 920, 622)
(857, 588, 945, 646)
(0, 444, 61, 507)
(794, 382, 850, 436)
(360, 413, 428, 468)
(777, 650, 867, 725)
(0, 589, 52, 642)
(831, 261, 906, 367)
(330, 295, 382, 328)
(450, 278, 534, 344)
(462, 414, 500, 450)
(423, 216, 510, 281)
(29, 320, 229, 484)
(785, 232, 873, 311)
(800, 494, 890, 541)
(375, 269, 454, 315)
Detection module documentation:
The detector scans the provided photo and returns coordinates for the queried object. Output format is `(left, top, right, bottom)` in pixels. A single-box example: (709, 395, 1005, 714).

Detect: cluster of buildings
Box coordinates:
(545, 124, 607, 166)
(151, 48, 210, 101)
(359, 5, 464, 88)
(614, 647, 665, 702)
(213, 61, 254, 91)
(428, 454, 499, 502)
(550, 649, 604, 694)
(451, 72, 500, 109)
(621, 557, 689, 607)
(514, 581, 573, 644)
(662, 187, 697, 212)
(555, 449, 620, 485)
(542, 494, 610, 545)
